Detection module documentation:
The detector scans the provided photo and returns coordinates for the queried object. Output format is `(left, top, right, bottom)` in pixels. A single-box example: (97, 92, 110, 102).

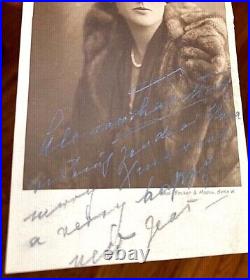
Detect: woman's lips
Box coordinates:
(133, 7, 152, 15)
(133, 7, 151, 11)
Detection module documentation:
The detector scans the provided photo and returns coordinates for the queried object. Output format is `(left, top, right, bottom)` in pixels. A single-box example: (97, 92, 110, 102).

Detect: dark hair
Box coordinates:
(83, 3, 130, 65)
(84, 2, 119, 29)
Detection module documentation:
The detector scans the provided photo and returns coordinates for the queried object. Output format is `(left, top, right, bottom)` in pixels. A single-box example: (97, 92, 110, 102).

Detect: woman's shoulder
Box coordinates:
(163, 3, 229, 87)
(164, 3, 226, 41)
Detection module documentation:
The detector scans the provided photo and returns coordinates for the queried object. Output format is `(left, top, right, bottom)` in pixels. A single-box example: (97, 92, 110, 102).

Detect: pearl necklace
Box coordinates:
(131, 48, 142, 68)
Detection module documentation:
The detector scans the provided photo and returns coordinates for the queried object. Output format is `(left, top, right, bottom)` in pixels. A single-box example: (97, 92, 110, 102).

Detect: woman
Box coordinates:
(70, 2, 240, 189)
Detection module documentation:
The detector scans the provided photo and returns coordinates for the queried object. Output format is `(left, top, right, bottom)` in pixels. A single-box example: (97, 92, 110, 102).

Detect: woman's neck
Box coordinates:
(127, 21, 162, 62)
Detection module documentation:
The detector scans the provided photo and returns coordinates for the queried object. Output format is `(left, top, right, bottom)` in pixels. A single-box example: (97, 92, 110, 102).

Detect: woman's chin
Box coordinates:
(129, 18, 162, 28)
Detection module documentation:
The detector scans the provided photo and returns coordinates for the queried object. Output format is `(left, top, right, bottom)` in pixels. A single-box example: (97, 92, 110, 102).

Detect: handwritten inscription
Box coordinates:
(27, 64, 239, 193)
(68, 199, 136, 267)
(145, 200, 197, 249)
(23, 189, 93, 222)
(57, 192, 126, 238)
(38, 68, 233, 159)
(22, 64, 241, 269)
(29, 236, 46, 247)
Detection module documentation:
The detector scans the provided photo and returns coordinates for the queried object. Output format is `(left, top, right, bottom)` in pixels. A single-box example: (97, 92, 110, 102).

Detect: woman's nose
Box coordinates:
(137, 2, 145, 7)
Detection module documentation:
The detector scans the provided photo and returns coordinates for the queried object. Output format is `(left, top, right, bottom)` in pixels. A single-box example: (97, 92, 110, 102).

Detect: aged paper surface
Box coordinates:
(6, 2, 248, 273)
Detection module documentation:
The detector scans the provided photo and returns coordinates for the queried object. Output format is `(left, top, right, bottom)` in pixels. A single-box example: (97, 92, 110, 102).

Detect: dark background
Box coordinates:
(2, 2, 248, 278)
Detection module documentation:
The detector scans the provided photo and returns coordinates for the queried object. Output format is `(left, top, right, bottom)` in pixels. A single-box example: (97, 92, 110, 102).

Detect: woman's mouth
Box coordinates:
(133, 7, 152, 11)
(133, 7, 152, 15)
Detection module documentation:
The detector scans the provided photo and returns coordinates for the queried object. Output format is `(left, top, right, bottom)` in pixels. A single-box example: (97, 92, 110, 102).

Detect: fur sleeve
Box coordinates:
(165, 3, 230, 87)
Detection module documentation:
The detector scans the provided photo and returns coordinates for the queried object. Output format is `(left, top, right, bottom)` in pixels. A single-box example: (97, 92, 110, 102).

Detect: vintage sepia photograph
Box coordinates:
(4, 2, 248, 275)
(23, 2, 241, 190)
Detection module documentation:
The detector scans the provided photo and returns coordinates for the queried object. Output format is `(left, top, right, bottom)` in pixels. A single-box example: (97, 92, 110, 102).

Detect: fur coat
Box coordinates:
(43, 3, 241, 189)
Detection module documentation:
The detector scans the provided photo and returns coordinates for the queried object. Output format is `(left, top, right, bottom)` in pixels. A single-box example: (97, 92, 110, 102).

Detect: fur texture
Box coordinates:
(70, 3, 240, 188)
